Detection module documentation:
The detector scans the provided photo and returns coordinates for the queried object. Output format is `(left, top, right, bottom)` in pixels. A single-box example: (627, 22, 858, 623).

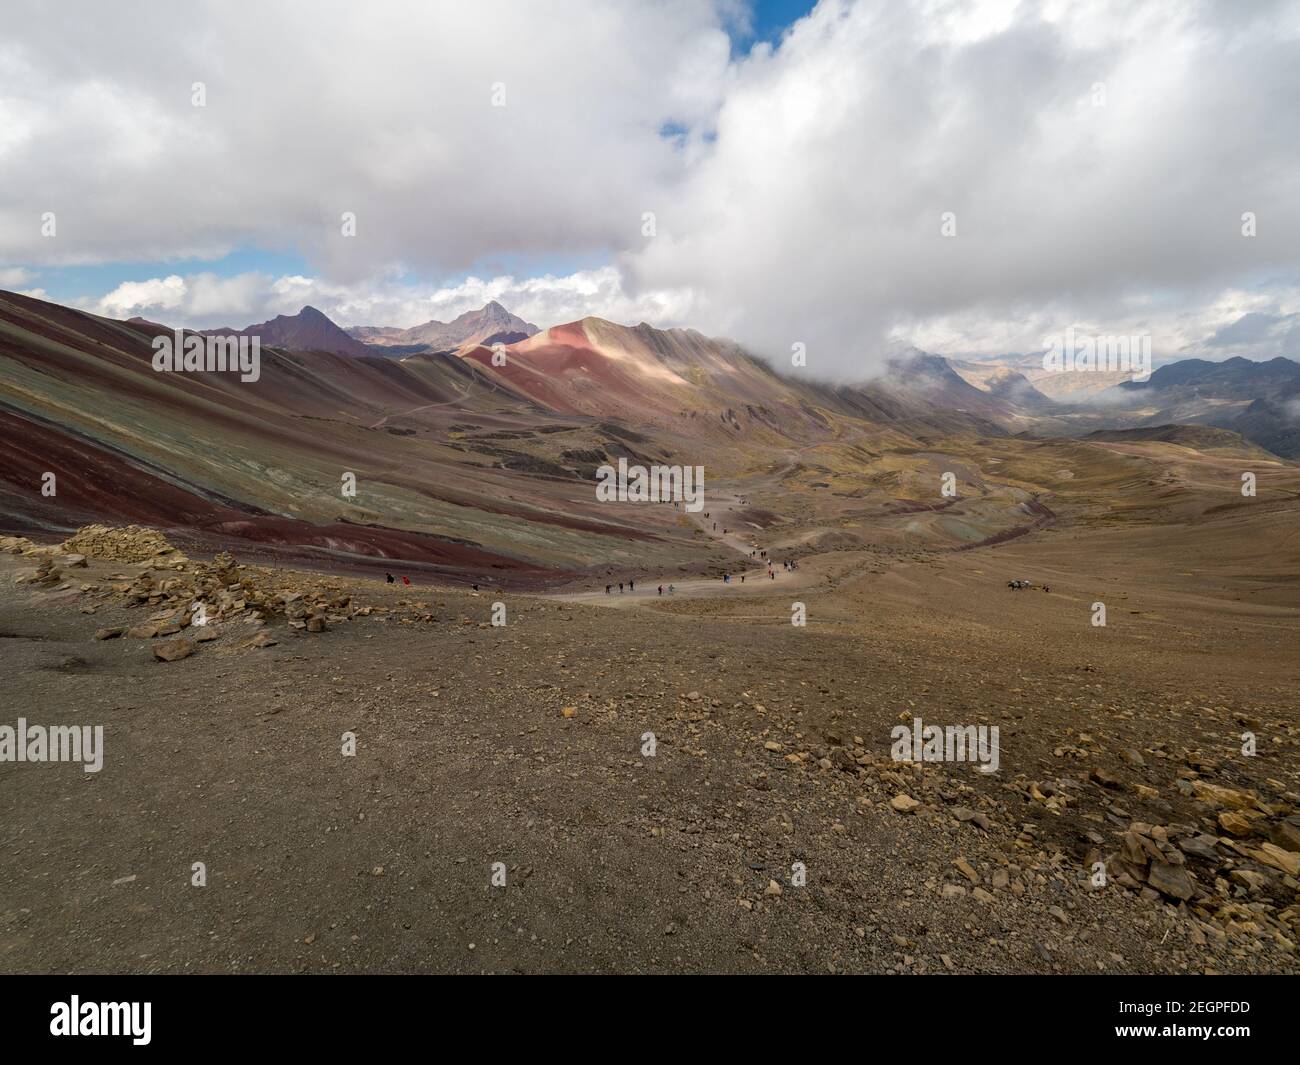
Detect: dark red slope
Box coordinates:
(0, 406, 558, 583)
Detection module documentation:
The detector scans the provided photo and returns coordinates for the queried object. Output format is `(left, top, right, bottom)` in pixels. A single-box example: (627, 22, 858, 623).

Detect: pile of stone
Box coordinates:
(5, 534, 95, 595)
(6, 525, 447, 662)
(17, 556, 64, 589)
(1098, 778, 1299, 950)
(104, 550, 355, 645)
(0, 535, 38, 556)
(59, 524, 187, 566)
(1105, 821, 1201, 901)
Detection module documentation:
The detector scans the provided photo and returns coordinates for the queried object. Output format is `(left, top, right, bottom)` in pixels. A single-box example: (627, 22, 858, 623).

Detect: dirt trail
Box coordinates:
(365, 369, 510, 428)
(554, 488, 821, 607)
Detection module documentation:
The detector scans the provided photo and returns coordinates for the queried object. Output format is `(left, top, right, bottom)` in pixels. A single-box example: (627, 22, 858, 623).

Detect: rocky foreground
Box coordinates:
(1, 526, 1296, 974)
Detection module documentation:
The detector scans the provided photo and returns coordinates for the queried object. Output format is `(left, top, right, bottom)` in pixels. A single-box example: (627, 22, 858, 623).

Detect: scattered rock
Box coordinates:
(1147, 860, 1196, 901)
(890, 794, 921, 814)
(1218, 811, 1252, 837)
(152, 637, 194, 662)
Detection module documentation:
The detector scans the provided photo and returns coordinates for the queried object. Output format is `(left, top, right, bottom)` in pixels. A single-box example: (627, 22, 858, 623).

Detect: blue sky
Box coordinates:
(744, 0, 819, 50)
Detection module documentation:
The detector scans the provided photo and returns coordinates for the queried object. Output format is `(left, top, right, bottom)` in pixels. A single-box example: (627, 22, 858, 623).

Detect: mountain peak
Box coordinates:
(351, 301, 540, 352)
(206, 304, 372, 357)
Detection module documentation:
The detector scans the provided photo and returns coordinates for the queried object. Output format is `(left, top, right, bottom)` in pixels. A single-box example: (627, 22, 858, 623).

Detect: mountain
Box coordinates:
(0, 289, 1043, 576)
(352, 301, 539, 353)
(205, 305, 374, 358)
(835, 350, 1033, 435)
(943, 351, 1300, 458)
(947, 358, 1056, 410)
(1082, 424, 1266, 454)
(1116, 355, 1300, 400)
(1102, 356, 1300, 457)
(1217, 398, 1300, 459)
(4, 286, 1295, 583)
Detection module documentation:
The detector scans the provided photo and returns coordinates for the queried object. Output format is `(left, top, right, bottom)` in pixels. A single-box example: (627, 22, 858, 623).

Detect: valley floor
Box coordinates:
(1, 517, 1296, 974)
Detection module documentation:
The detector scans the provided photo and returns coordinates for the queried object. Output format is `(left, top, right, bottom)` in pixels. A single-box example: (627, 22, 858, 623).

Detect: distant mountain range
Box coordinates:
(198, 305, 374, 359)
(1, 286, 1295, 577)
(185, 301, 541, 360)
(92, 297, 1300, 457)
(952, 351, 1300, 457)
(175, 301, 1300, 458)
(349, 300, 539, 354)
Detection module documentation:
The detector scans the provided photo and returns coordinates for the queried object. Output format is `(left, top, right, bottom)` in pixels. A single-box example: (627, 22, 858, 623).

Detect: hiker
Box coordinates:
(402, 575, 411, 586)
(619, 582, 624, 593)
(386, 572, 395, 584)
(657, 585, 663, 596)
(668, 584, 675, 594)
(769, 570, 775, 580)
(740, 575, 745, 583)
(606, 584, 612, 595)
(629, 579, 635, 591)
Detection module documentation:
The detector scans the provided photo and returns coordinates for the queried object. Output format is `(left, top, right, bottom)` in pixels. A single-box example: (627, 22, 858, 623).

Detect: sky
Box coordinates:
(2, 0, 1299, 377)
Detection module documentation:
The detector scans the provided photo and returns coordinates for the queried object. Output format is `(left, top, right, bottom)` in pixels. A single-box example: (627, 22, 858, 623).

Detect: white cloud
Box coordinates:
(75, 266, 698, 334)
(95, 275, 186, 317)
(5, 0, 1300, 374)
(0, 0, 732, 274)
(0, 266, 33, 287)
(621, 0, 1300, 375)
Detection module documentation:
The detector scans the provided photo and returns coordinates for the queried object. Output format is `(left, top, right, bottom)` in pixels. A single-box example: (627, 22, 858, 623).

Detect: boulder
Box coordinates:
(152, 637, 195, 662)
(1147, 860, 1196, 901)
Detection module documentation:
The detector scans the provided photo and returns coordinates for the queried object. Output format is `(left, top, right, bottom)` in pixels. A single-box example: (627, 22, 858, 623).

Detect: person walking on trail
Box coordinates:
(657, 585, 663, 596)
(629, 579, 635, 591)
(386, 572, 395, 584)
(618, 582, 624, 593)
(740, 574, 745, 583)
(605, 584, 611, 595)
(668, 584, 675, 594)
(402, 575, 411, 586)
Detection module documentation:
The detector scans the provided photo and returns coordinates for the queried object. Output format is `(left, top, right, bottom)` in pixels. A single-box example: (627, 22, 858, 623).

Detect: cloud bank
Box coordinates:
(3, 0, 1298, 375)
